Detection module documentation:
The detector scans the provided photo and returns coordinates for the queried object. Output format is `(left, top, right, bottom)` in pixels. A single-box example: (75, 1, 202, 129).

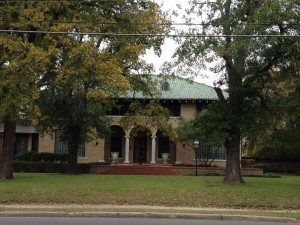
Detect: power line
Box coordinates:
(0, 29, 299, 38)
(0, 19, 299, 27)
(0, 0, 113, 2)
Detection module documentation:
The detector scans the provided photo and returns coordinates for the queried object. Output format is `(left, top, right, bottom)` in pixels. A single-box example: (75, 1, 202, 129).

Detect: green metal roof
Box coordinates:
(124, 76, 223, 101)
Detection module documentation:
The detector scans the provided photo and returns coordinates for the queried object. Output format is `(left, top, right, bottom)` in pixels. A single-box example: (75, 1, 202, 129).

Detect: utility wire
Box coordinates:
(0, 0, 116, 2)
(0, 29, 299, 38)
(0, 19, 299, 27)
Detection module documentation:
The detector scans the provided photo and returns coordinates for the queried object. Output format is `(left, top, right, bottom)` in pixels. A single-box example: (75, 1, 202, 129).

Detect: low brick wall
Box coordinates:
(90, 165, 263, 176)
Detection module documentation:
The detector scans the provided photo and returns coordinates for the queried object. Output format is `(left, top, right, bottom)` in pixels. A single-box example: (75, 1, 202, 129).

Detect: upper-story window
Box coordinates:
(108, 100, 131, 116)
(196, 101, 208, 114)
(161, 81, 170, 91)
(160, 101, 180, 117)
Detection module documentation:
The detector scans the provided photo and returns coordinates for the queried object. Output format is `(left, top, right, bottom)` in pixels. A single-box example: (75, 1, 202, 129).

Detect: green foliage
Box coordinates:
(242, 173, 281, 178)
(166, 0, 299, 183)
(189, 172, 281, 178)
(0, 1, 171, 174)
(0, 37, 48, 121)
(250, 164, 270, 173)
(13, 161, 67, 173)
(14, 152, 67, 163)
(120, 100, 177, 140)
(31, 1, 170, 141)
(243, 104, 300, 158)
(13, 161, 90, 173)
(177, 103, 230, 145)
(91, 161, 111, 166)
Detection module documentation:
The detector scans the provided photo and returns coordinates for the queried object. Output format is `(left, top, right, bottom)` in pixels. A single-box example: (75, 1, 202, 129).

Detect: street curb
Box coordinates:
(0, 211, 298, 223)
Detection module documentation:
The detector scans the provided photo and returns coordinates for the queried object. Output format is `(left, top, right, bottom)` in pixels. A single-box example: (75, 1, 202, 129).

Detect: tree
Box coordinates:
(0, 0, 171, 174)
(242, 69, 300, 158)
(165, 0, 299, 184)
(0, 35, 49, 179)
(0, 0, 169, 173)
(177, 104, 230, 166)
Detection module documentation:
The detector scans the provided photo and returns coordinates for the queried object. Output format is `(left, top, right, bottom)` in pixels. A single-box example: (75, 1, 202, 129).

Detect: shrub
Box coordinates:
(77, 163, 91, 173)
(242, 173, 281, 178)
(173, 163, 194, 167)
(15, 152, 67, 163)
(13, 161, 66, 173)
(13, 161, 91, 173)
(188, 172, 281, 178)
(250, 163, 270, 172)
(91, 162, 112, 166)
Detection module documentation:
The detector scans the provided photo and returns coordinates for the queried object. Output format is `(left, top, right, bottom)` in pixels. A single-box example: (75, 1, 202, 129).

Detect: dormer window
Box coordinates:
(161, 81, 170, 91)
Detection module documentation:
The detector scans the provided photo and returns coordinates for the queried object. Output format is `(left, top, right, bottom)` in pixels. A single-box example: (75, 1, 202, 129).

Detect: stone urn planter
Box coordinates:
(161, 153, 169, 164)
(111, 152, 119, 164)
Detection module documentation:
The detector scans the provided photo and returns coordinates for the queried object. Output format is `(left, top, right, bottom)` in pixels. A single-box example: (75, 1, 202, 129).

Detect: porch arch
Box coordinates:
(156, 129, 176, 164)
(104, 125, 125, 162)
(130, 126, 152, 164)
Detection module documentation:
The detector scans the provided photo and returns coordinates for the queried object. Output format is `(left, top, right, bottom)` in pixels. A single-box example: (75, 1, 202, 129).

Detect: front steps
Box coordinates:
(90, 164, 178, 176)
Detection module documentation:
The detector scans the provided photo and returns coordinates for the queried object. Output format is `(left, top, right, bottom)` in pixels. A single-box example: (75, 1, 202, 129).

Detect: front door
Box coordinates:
(133, 136, 147, 163)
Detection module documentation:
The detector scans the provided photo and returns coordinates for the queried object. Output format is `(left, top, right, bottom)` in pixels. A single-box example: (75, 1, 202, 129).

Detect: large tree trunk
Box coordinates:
(65, 125, 81, 174)
(224, 127, 244, 184)
(0, 120, 16, 179)
(215, 78, 245, 184)
(223, 69, 244, 184)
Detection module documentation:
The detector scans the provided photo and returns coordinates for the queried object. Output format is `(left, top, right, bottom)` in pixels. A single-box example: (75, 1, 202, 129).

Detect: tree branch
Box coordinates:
(214, 87, 228, 111)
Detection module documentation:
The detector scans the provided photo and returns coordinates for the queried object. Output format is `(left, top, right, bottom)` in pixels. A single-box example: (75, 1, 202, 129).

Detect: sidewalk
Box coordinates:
(0, 204, 299, 223)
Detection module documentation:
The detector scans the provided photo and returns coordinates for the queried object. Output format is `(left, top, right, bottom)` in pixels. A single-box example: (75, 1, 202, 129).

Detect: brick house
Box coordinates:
(1, 76, 226, 167)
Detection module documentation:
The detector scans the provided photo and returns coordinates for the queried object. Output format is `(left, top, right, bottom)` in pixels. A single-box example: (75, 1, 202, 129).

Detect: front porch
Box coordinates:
(104, 125, 176, 165)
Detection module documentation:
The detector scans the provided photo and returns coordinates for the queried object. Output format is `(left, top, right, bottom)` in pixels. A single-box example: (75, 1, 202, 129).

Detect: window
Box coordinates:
(55, 129, 68, 154)
(198, 145, 226, 160)
(213, 146, 226, 160)
(196, 102, 208, 114)
(14, 134, 28, 156)
(108, 100, 131, 116)
(55, 129, 85, 157)
(161, 81, 170, 91)
(31, 134, 39, 152)
(77, 144, 85, 158)
(160, 101, 181, 117)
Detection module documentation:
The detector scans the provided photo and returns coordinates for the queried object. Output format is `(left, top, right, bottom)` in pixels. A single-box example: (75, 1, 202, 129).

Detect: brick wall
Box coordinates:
(38, 133, 55, 153)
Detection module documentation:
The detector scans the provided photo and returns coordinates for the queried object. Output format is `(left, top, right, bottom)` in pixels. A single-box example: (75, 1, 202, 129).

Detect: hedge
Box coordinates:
(13, 161, 90, 173)
(15, 152, 68, 163)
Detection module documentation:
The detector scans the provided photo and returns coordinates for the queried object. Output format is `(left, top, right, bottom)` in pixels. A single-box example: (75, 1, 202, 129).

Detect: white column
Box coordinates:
(150, 135, 156, 164)
(124, 135, 130, 164)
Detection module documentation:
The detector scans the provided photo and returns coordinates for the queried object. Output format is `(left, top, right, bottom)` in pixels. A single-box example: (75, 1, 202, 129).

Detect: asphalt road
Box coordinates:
(0, 217, 299, 225)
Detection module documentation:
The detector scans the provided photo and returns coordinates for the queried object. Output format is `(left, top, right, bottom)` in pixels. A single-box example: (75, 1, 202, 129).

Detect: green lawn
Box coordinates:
(0, 173, 299, 210)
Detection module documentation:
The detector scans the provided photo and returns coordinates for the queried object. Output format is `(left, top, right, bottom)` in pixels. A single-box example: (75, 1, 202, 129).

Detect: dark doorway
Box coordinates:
(31, 134, 39, 152)
(105, 125, 125, 162)
(133, 136, 147, 163)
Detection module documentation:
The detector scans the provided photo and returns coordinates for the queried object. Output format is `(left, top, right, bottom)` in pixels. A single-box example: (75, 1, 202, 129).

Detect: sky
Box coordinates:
(143, 0, 217, 86)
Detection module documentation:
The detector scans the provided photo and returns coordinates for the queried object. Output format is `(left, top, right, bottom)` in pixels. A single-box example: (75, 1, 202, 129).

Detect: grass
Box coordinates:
(0, 173, 300, 221)
(0, 173, 299, 210)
